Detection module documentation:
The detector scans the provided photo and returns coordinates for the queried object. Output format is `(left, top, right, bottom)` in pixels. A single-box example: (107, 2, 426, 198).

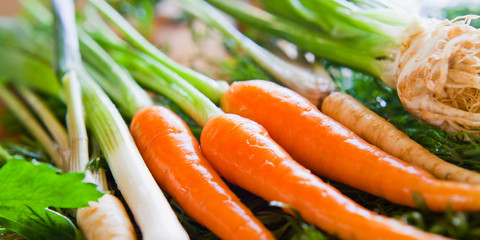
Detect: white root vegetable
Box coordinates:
(383, 16, 480, 134)
(77, 194, 137, 240)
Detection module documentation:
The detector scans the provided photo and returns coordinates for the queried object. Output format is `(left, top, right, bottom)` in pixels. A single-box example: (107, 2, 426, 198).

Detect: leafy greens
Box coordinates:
(0, 156, 104, 240)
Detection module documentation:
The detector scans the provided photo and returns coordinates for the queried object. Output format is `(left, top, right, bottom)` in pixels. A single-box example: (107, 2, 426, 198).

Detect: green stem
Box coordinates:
(79, 30, 153, 117)
(62, 73, 90, 174)
(174, 0, 337, 105)
(206, 0, 384, 78)
(0, 46, 61, 97)
(52, 0, 90, 174)
(17, 86, 70, 162)
(0, 84, 65, 168)
(21, 0, 53, 27)
(0, 144, 12, 166)
(79, 70, 188, 239)
(116, 49, 223, 126)
(88, 0, 229, 104)
(54, 1, 188, 236)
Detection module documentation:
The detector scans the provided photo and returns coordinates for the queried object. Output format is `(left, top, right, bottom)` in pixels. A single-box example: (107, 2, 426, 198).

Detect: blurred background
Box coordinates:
(0, 0, 20, 16)
(1, 0, 480, 17)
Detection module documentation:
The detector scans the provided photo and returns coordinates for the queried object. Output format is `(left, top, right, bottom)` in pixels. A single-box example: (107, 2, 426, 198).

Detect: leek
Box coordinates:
(52, 0, 90, 182)
(208, 0, 480, 134)
(79, 71, 189, 240)
(50, 1, 188, 239)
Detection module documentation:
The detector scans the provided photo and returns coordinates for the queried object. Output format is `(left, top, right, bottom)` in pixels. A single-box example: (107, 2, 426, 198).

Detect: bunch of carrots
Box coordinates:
(2, 0, 480, 239)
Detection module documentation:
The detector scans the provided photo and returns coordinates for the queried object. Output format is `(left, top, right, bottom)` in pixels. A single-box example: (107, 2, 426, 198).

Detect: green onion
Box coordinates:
(16, 86, 70, 164)
(110, 47, 222, 126)
(0, 83, 64, 168)
(173, 0, 336, 105)
(78, 30, 153, 118)
(52, 0, 89, 177)
(79, 71, 188, 239)
(87, 0, 229, 105)
(206, 0, 384, 77)
(51, 0, 188, 238)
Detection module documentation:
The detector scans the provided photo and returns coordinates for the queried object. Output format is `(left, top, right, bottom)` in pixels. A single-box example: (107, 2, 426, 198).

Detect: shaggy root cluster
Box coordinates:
(391, 16, 480, 134)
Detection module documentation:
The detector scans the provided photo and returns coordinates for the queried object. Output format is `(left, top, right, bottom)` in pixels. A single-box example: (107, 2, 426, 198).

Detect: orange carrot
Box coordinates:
(201, 113, 448, 240)
(130, 106, 274, 240)
(221, 80, 480, 212)
(321, 91, 480, 183)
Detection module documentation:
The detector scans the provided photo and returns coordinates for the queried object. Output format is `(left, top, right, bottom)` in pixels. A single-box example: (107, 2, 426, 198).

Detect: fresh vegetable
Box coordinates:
(322, 91, 480, 183)
(0, 84, 64, 168)
(88, 0, 230, 105)
(207, 0, 480, 135)
(52, 0, 89, 178)
(330, 66, 480, 173)
(78, 6, 276, 237)
(89, 1, 455, 238)
(221, 80, 480, 212)
(0, 81, 137, 240)
(53, 9, 189, 240)
(51, 1, 138, 239)
(75, 194, 137, 240)
(0, 0, 188, 238)
(200, 113, 447, 240)
(74, 54, 190, 240)
(0, 155, 103, 240)
(3, 0, 480, 239)
(130, 105, 274, 240)
(171, 0, 480, 184)
(16, 87, 70, 162)
(172, 0, 336, 105)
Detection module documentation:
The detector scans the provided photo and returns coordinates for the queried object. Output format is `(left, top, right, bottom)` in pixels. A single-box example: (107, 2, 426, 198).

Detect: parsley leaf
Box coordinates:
(0, 157, 105, 240)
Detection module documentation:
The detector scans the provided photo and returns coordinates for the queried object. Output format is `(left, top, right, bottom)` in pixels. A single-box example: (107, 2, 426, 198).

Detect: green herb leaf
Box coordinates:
(0, 157, 105, 240)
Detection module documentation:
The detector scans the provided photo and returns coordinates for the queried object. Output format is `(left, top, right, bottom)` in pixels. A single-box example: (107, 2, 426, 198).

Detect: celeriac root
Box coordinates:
(383, 16, 480, 134)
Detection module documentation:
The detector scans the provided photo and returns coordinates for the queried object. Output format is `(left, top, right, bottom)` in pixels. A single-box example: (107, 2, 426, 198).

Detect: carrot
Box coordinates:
(322, 91, 480, 183)
(221, 80, 480, 212)
(86, 3, 454, 236)
(130, 106, 274, 240)
(201, 113, 448, 240)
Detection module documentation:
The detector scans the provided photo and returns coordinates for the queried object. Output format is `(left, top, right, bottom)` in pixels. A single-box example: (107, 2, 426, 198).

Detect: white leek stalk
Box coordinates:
(1, 82, 138, 240)
(52, 0, 140, 238)
(80, 72, 189, 240)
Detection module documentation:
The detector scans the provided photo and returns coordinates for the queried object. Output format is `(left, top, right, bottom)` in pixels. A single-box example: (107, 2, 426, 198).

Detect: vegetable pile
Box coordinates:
(206, 0, 480, 134)
(1, 0, 480, 239)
